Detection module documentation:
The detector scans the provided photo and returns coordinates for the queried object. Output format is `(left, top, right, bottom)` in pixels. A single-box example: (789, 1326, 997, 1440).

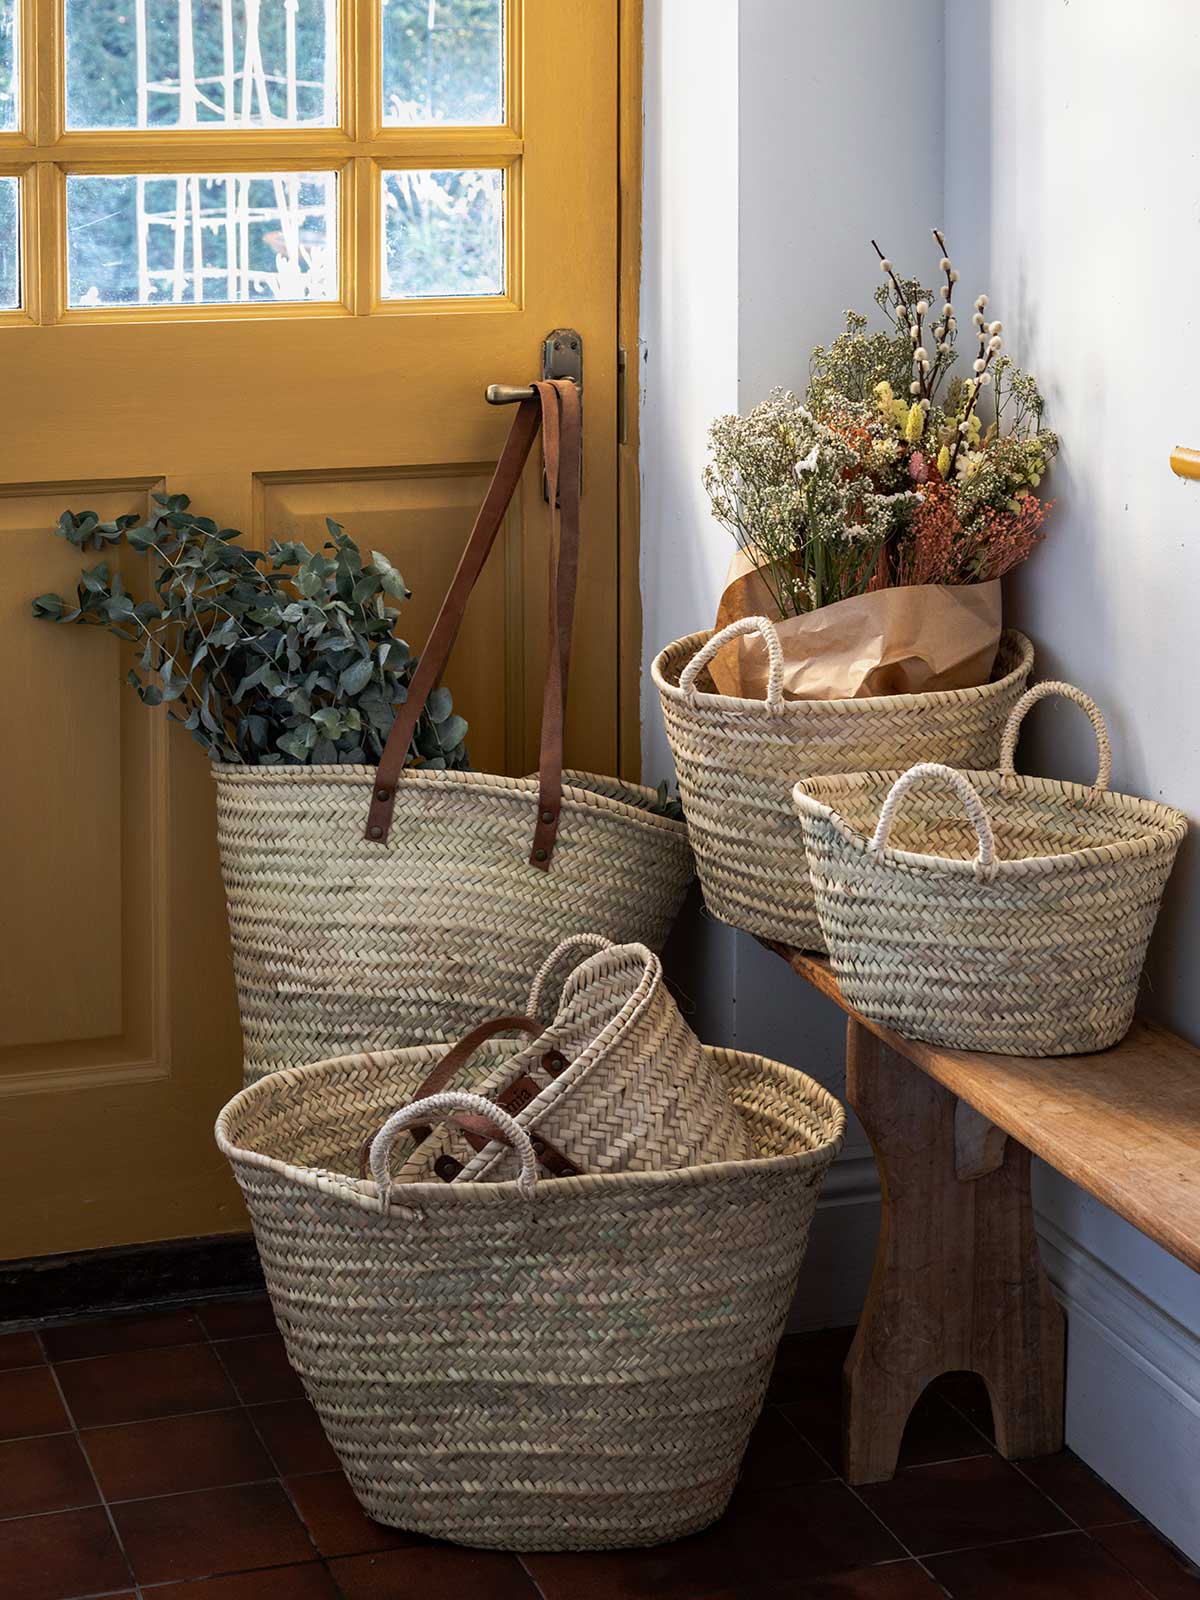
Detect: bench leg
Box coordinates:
(842, 1018, 1065, 1485)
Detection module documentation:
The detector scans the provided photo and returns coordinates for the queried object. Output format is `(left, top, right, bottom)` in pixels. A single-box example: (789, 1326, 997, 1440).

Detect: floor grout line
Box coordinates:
(221, 1293, 337, 1581)
(42, 1356, 140, 1598)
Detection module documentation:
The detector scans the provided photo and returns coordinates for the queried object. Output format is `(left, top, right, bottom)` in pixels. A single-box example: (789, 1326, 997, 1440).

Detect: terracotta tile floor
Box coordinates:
(1, 1300, 1197, 1599)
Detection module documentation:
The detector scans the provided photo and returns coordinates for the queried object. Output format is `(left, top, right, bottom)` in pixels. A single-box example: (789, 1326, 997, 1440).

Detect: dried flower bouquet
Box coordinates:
(704, 230, 1057, 699)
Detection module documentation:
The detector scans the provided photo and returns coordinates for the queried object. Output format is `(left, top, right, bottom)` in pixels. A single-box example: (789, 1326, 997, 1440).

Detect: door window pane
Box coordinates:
(382, 0, 503, 126)
(0, 0, 17, 130)
(65, 0, 337, 130)
(0, 177, 18, 309)
(381, 168, 503, 299)
(67, 172, 338, 307)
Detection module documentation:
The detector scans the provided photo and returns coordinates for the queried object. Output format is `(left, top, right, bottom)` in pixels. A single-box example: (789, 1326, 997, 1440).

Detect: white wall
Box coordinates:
(731, 0, 945, 1262)
(639, 0, 740, 792)
(640, 0, 945, 1325)
(946, 0, 1200, 1558)
(641, 0, 1200, 1561)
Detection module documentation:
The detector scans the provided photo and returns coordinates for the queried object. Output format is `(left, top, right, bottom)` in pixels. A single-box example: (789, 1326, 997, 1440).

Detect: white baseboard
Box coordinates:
(1036, 1212, 1200, 1565)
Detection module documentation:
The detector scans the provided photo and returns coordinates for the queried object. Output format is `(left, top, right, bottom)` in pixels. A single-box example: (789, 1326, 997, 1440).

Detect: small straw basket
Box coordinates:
(215, 1043, 844, 1550)
(394, 933, 754, 1185)
(652, 614, 1034, 951)
(792, 682, 1188, 1056)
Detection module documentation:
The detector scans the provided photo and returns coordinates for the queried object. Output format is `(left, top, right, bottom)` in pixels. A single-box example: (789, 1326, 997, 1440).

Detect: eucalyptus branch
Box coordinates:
(31, 493, 471, 770)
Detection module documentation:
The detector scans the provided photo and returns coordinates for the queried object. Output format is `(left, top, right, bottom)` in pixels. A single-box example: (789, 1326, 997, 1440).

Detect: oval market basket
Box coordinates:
(216, 382, 692, 1083)
(792, 682, 1188, 1056)
(392, 933, 754, 1185)
(215, 1042, 845, 1550)
(652, 613, 1033, 952)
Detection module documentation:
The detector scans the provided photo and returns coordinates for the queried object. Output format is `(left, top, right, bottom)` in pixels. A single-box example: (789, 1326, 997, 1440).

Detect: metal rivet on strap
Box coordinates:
(368, 825, 383, 840)
(540, 809, 555, 824)
(375, 787, 390, 802)
(534, 847, 548, 862)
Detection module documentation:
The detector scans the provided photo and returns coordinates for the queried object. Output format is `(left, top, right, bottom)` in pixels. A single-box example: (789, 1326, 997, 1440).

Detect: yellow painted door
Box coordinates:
(0, 0, 621, 1259)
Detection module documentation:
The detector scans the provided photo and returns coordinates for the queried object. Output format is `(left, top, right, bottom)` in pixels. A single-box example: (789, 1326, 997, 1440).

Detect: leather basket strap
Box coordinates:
(355, 1015, 541, 1175)
(530, 377, 582, 870)
(410, 1014, 542, 1109)
(364, 377, 583, 869)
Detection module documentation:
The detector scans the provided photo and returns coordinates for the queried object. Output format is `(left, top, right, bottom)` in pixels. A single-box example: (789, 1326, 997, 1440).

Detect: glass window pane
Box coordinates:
(65, 0, 337, 130)
(382, 0, 503, 126)
(0, 177, 19, 309)
(0, 0, 17, 130)
(381, 168, 503, 300)
(67, 172, 338, 308)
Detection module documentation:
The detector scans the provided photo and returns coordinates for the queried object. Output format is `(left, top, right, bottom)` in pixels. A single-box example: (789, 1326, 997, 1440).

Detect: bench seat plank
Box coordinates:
(768, 943, 1200, 1276)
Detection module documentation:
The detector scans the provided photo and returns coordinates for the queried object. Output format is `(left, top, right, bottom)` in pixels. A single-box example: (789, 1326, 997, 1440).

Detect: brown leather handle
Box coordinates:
(410, 1015, 542, 1107)
(356, 1009, 579, 1183)
(364, 379, 583, 870)
(356, 1015, 541, 1175)
(529, 378, 582, 870)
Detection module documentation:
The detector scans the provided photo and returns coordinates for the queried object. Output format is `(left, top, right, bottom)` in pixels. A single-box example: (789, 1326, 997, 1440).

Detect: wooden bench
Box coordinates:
(765, 942, 1200, 1485)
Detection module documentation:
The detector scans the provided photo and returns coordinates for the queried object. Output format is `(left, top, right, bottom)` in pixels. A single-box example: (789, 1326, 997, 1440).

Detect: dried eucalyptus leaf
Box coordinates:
(426, 685, 452, 723)
(339, 657, 373, 696)
(370, 550, 410, 600)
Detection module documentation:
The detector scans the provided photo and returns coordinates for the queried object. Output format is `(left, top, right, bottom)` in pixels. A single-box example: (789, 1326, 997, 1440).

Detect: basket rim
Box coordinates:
(214, 1042, 846, 1211)
(651, 626, 1033, 713)
(210, 763, 688, 837)
(793, 766, 1188, 877)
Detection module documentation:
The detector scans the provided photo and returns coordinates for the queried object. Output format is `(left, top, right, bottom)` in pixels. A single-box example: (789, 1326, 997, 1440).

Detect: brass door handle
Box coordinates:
(486, 384, 538, 405)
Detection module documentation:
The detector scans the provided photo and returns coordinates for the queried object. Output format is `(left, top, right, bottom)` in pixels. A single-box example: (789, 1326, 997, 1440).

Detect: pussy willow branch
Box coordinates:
(929, 228, 956, 398)
(871, 238, 927, 401)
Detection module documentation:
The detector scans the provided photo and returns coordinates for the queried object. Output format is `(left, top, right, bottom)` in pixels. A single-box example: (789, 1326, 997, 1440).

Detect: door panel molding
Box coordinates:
(0, 477, 172, 1097)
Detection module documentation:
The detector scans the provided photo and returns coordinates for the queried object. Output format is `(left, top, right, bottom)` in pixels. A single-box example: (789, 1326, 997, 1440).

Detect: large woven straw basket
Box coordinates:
(215, 1044, 844, 1550)
(216, 382, 691, 1084)
(395, 933, 754, 1184)
(652, 614, 1034, 951)
(793, 683, 1188, 1056)
(215, 767, 692, 1082)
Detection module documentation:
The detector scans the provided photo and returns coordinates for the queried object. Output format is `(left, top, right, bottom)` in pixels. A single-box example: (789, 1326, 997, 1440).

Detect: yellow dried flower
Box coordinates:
(873, 380, 894, 413)
(892, 399, 908, 429)
(904, 403, 926, 444)
(936, 445, 951, 479)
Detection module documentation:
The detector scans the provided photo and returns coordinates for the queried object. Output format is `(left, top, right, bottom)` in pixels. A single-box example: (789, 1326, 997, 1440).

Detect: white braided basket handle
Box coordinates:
(870, 763, 998, 883)
(526, 933, 615, 1020)
(999, 681, 1112, 791)
(678, 615, 786, 707)
(369, 1091, 538, 1207)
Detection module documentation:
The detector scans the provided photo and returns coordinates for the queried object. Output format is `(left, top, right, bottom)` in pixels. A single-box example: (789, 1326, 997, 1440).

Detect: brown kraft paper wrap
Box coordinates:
(710, 550, 1001, 701)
